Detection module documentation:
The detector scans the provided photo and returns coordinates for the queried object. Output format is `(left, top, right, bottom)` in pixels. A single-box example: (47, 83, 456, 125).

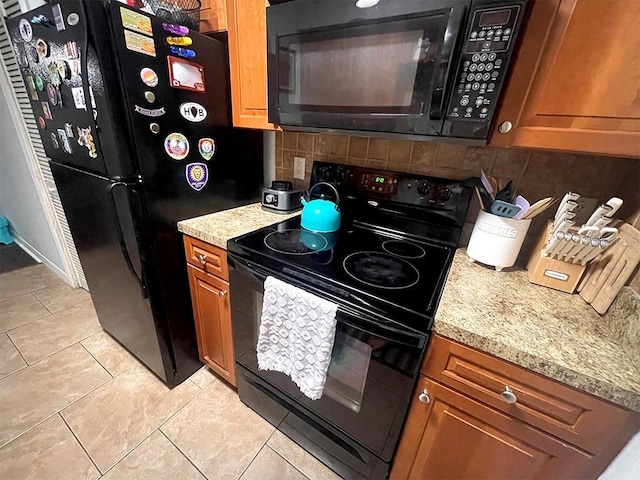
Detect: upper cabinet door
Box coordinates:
(490, 0, 640, 157)
(225, 0, 277, 130)
(200, 0, 227, 33)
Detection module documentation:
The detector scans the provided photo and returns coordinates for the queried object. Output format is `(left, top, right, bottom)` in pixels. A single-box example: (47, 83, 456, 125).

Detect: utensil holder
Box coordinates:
(467, 210, 531, 271)
(527, 220, 586, 293)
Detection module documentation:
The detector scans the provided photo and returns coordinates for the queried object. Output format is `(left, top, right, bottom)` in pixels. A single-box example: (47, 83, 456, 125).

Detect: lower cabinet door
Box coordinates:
(391, 376, 594, 480)
(187, 264, 236, 386)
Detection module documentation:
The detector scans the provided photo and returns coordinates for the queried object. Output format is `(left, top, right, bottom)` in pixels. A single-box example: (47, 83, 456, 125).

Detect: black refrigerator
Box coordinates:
(7, 0, 264, 386)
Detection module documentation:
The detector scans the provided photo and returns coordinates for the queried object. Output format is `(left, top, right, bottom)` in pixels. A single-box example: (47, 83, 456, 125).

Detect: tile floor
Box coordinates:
(0, 264, 341, 480)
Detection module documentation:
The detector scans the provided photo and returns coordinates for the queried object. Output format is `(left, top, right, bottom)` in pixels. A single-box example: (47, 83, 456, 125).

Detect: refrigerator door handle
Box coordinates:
(108, 180, 148, 299)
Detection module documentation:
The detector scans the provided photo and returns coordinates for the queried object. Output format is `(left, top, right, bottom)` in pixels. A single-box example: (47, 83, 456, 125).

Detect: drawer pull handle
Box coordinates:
(197, 254, 208, 264)
(501, 386, 517, 404)
(219, 290, 228, 298)
(418, 389, 430, 404)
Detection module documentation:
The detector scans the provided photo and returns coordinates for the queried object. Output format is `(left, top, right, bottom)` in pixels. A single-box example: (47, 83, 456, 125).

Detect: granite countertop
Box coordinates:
(177, 203, 299, 249)
(434, 249, 640, 412)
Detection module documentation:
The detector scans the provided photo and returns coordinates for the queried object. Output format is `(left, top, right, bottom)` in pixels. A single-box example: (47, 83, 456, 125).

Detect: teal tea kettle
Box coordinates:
(301, 182, 341, 233)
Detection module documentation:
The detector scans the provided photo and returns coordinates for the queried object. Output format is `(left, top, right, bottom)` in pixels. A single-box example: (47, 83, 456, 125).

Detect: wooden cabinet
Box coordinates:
(225, 0, 277, 130)
(391, 335, 640, 480)
(490, 0, 640, 157)
(184, 236, 236, 386)
(199, 0, 227, 33)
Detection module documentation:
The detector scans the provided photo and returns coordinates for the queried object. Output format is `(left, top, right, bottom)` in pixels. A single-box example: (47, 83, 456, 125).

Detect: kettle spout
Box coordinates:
(301, 198, 307, 206)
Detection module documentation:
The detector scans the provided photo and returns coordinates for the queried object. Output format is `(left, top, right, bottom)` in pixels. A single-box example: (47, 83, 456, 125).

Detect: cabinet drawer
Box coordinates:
(422, 335, 638, 455)
(184, 236, 228, 280)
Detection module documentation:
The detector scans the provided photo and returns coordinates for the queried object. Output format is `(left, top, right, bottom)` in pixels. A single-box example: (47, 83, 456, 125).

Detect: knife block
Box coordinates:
(527, 221, 586, 293)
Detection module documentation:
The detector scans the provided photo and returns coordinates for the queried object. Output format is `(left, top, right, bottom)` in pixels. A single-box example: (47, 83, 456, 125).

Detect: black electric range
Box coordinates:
(227, 162, 474, 479)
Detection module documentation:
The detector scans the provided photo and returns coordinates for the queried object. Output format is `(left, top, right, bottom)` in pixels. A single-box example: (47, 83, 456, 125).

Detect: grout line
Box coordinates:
(0, 410, 60, 450)
(268, 445, 312, 480)
(6, 330, 28, 365)
(236, 443, 268, 480)
(16, 326, 106, 366)
(32, 290, 55, 315)
(59, 413, 102, 474)
(159, 429, 210, 479)
(157, 380, 208, 431)
(79, 341, 115, 379)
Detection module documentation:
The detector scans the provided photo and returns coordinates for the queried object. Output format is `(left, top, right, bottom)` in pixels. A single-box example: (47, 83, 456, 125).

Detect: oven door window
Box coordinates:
(276, 14, 448, 115)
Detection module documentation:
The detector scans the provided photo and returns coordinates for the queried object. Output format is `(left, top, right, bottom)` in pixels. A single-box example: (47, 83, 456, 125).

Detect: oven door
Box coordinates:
(267, 0, 468, 135)
(228, 256, 427, 469)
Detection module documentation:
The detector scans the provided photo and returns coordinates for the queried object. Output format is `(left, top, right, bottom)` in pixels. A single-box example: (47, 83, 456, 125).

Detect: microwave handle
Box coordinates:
(430, 7, 467, 120)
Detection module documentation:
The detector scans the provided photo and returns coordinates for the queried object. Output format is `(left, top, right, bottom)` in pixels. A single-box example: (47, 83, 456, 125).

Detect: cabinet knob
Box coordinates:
(418, 389, 430, 404)
(501, 386, 517, 404)
(219, 290, 228, 298)
(197, 254, 208, 264)
(498, 121, 513, 133)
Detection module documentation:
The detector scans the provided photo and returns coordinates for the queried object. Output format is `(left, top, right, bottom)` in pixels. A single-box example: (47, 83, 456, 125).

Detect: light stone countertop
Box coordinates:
(178, 206, 640, 412)
(434, 249, 640, 412)
(177, 203, 299, 249)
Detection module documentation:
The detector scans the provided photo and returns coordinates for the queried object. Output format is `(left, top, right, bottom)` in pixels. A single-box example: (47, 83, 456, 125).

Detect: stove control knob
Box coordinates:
(335, 167, 346, 182)
(319, 167, 333, 182)
(265, 193, 275, 204)
(439, 187, 453, 201)
(418, 389, 431, 404)
(417, 181, 432, 196)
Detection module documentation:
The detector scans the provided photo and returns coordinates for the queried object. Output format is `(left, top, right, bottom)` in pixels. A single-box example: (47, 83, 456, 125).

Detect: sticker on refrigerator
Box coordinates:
(134, 105, 165, 117)
(41, 101, 53, 120)
(26, 76, 38, 100)
(77, 127, 97, 158)
(19, 19, 32, 42)
(120, 7, 153, 36)
(167, 57, 205, 92)
(164, 132, 189, 160)
(140, 67, 158, 87)
(65, 123, 74, 137)
(65, 41, 79, 59)
(180, 102, 207, 122)
(198, 138, 215, 161)
(124, 30, 156, 57)
(57, 60, 71, 80)
(52, 4, 65, 31)
(185, 163, 209, 191)
(35, 39, 49, 59)
(29, 46, 39, 63)
(50, 132, 59, 149)
(69, 59, 81, 76)
(71, 87, 86, 110)
(38, 117, 46, 130)
(47, 83, 58, 106)
(58, 129, 72, 154)
(48, 63, 61, 87)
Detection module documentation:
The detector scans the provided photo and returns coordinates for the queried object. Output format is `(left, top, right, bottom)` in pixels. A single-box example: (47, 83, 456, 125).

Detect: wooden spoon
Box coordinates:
(521, 197, 557, 219)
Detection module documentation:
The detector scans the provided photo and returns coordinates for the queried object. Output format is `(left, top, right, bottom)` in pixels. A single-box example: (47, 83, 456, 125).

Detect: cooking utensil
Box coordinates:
(603, 197, 623, 217)
(553, 200, 578, 225)
(564, 225, 599, 260)
(490, 200, 521, 218)
(475, 187, 493, 212)
(300, 182, 341, 233)
(572, 236, 601, 264)
(480, 170, 495, 200)
(584, 204, 613, 227)
(543, 229, 568, 257)
(579, 231, 618, 266)
(553, 210, 576, 232)
(495, 180, 513, 203)
(555, 192, 580, 220)
(521, 197, 557, 219)
(556, 231, 581, 259)
(584, 215, 611, 236)
(513, 195, 530, 219)
(578, 223, 640, 314)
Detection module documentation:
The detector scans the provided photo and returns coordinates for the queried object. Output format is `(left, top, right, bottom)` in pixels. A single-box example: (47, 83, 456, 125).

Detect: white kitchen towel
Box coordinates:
(257, 276, 339, 400)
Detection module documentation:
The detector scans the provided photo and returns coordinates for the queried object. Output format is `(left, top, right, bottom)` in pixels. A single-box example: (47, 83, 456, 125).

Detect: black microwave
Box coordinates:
(267, 0, 528, 142)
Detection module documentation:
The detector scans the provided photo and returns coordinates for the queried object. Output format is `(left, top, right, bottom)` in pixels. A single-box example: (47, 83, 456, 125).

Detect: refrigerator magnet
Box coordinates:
(35, 39, 49, 59)
(167, 57, 205, 93)
(41, 101, 53, 120)
(120, 7, 153, 36)
(77, 127, 97, 158)
(19, 19, 33, 42)
(71, 87, 86, 110)
(198, 138, 215, 161)
(52, 4, 65, 31)
(140, 68, 158, 87)
(134, 105, 165, 117)
(65, 123, 73, 137)
(124, 30, 156, 57)
(57, 59, 70, 80)
(35, 76, 44, 91)
(50, 132, 59, 149)
(26, 76, 38, 100)
(69, 59, 81, 76)
(64, 41, 79, 59)
(58, 129, 72, 154)
(38, 117, 46, 130)
(186, 163, 209, 191)
(67, 13, 79, 26)
(48, 62, 61, 86)
(47, 83, 58, 106)
(29, 47, 39, 63)
(180, 102, 207, 122)
(164, 133, 189, 160)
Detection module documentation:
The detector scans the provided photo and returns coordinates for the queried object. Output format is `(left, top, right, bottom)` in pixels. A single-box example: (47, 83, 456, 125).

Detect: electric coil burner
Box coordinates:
(228, 162, 474, 480)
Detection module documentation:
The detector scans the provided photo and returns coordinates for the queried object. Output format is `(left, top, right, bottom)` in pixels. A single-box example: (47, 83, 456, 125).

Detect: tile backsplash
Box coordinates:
(274, 130, 639, 283)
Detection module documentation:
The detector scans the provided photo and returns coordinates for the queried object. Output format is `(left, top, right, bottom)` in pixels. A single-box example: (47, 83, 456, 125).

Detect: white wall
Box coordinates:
(0, 71, 65, 274)
(599, 432, 640, 480)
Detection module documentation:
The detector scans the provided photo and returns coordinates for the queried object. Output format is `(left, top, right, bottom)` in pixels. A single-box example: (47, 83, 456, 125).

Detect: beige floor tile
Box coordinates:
(9, 301, 102, 364)
(161, 381, 275, 480)
(0, 344, 111, 448)
(0, 264, 62, 299)
(62, 363, 200, 473)
(81, 331, 139, 377)
(0, 333, 26, 379)
(240, 446, 307, 480)
(189, 366, 218, 389)
(0, 414, 99, 480)
(0, 292, 50, 333)
(102, 431, 204, 480)
(33, 283, 91, 313)
(268, 430, 342, 480)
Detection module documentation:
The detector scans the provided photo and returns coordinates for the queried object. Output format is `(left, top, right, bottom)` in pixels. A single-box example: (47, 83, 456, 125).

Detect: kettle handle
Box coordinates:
(308, 181, 340, 208)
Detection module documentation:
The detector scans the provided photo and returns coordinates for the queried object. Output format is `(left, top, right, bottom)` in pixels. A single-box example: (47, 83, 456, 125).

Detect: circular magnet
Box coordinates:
(19, 19, 33, 42)
(149, 123, 160, 134)
(47, 83, 58, 106)
(29, 46, 39, 63)
(67, 13, 80, 26)
(38, 116, 46, 130)
(164, 132, 189, 160)
(57, 59, 70, 80)
(144, 91, 156, 103)
(50, 132, 59, 149)
(140, 68, 158, 87)
(35, 39, 49, 59)
(35, 76, 44, 91)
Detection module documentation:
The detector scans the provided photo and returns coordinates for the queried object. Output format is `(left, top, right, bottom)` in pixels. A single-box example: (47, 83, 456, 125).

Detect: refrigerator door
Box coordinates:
(6, 1, 113, 176)
(50, 160, 174, 382)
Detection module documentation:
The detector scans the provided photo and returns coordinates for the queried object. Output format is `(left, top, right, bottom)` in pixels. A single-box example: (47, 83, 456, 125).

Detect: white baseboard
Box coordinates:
(9, 229, 72, 285)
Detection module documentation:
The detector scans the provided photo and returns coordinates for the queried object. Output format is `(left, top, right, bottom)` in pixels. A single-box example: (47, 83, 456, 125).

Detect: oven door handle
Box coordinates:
(429, 6, 467, 120)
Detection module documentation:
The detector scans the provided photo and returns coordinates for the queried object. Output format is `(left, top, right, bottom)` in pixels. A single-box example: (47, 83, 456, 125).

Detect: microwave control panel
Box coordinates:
(447, 4, 522, 123)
